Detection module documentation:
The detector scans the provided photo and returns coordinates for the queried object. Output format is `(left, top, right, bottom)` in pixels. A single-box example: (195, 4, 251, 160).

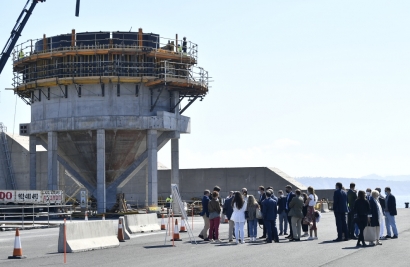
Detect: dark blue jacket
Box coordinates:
(258, 192, 266, 206)
(223, 197, 234, 220)
(369, 197, 380, 227)
(277, 196, 287, 214)
(262, 197, 278, 221)
(386, 193, 397, 216)
(285, 192, 295, 213)
(271, 194, 278, 203)
(200, 195, 210, 217)
(333, 189, 348, 213)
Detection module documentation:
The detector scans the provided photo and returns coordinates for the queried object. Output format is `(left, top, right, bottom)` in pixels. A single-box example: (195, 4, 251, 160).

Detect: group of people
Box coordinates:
(162, 37, 188, 53)
(196, 182, 399, 247)
(198, 185, 321, 244)
(333, 182, 398, 247)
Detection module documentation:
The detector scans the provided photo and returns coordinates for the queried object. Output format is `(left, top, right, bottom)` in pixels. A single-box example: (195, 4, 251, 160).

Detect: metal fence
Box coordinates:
(0, 204, 73, 229)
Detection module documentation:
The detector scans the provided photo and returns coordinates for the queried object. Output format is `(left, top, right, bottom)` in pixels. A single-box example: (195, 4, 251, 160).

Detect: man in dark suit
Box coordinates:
(384, 187, 398, 239)
(285, 185, 295, 239)
(277, 190, 288, 235)
(347, 183, 357, 239)
(257, 186, 267, 239)
(262, 190, 279, 243)
(266, 186, 278, 202)
(333, 182, 349, 241)
(199, 190, 210, 240)
(223, 191, 235, 242)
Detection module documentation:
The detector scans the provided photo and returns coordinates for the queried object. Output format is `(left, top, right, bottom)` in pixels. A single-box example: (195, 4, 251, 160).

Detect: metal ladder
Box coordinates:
(0, 123, 16, 190)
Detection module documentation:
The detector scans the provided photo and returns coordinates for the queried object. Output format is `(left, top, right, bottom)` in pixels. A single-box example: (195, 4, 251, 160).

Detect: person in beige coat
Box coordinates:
(288, 189, 304, 241)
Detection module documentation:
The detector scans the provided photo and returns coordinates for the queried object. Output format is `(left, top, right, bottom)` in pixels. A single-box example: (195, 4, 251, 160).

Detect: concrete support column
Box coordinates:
(173, 91, 180, 115)
(47, 132, 58, 190)
(97, 129, 106, 213)
(29, 135, 37, 190)
(171, 137, 180, 213)
(171, 138, 179, 186)
(147, 129, 158, 206)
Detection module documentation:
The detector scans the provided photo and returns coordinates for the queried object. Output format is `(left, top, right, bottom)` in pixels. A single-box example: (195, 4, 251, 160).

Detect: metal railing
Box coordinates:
(12, 60, 209, 92)
(0, 204, 73, 229)
(12, 33, 198, 64)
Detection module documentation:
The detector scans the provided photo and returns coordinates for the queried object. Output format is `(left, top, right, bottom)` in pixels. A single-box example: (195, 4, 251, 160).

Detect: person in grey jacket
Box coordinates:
(246, 195, 260, 242)
(288, 189, 304, 241)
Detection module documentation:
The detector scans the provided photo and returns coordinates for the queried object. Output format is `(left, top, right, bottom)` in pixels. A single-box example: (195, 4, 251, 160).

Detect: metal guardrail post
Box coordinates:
(22, 205, 24, 230)
(47, 203, 50, 228)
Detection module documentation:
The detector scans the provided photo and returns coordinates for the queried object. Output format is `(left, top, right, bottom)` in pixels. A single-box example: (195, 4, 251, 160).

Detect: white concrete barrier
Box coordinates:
(58, 221, 119, 253)
(124, 214, 160, 234)
(321, 203, 330, 213)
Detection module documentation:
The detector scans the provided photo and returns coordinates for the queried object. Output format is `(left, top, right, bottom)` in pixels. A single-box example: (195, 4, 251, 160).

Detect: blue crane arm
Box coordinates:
(0, 0, 45, 76)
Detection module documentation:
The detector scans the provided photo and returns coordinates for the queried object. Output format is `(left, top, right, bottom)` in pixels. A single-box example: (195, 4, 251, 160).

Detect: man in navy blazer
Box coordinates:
(285, 185, 296, 239)
(384, 187, 398, 238)
(262, 190, 279, 243)
(333, 182, 349, 241)
(199, 190, 210, 240)
(277, 190, 288, 235)
(257, 186, 267, 238)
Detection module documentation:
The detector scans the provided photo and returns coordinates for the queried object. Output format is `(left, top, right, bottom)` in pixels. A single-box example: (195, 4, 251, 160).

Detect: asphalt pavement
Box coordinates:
(0, 209, 409, 266)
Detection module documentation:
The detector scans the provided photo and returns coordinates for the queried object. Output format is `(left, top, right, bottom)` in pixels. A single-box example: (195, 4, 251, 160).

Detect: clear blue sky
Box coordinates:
(1, 0, 409, 178)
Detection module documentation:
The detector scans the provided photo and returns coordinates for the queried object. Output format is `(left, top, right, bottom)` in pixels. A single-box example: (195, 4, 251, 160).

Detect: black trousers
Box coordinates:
(334, 212, 348, 239)
(287, 214, 293, 236)
(357, 218, 366, 244)
(347, 212, 355, 237)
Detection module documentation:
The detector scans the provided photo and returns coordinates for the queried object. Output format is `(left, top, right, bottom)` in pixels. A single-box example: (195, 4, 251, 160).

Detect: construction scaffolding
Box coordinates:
(11, 30, 209, 106)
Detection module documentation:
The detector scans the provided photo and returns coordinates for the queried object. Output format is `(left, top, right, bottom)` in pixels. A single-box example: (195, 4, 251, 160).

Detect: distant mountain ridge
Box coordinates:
(295, 176, 410, 196)
(296, 174, 410, 182)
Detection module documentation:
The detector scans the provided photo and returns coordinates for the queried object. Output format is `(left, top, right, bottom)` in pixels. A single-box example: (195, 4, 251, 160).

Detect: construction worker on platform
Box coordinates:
(19, 50, 24, 59)
(170, 41, 175, 52)
(182, 37, 187, 54)
(166, 195, 172, 208)
(177, 44, 182, 53)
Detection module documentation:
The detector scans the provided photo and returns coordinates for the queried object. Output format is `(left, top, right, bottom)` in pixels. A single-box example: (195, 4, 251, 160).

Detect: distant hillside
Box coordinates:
(295, 177, 410, 196)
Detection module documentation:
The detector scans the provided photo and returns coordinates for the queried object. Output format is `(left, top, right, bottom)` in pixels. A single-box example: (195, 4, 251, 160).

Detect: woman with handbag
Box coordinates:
(208, 191, 222, 243)
(246, 195, 259, 242)
(369, 190, 383, 246)
(307, 186, 318, 240)
(231, 191, 247, 244)
(353, 190, 370, 247)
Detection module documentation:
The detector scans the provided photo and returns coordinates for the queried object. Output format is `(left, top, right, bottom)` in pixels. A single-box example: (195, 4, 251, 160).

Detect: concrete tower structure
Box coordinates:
(11, 30, 209, 212)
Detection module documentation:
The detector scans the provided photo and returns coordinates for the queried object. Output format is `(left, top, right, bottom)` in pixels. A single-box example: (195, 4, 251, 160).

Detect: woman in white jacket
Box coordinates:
(230, 191, 247, 244)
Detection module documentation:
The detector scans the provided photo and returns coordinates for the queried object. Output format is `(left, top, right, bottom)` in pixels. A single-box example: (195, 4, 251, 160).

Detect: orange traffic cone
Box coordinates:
(171, 219, 182, 241)
(180, 217, 187, 232)
(84, 211, 88, 221)
(161, 215, 166, 230)
(102, 214, 105, 220)
(117, 219, 125, 242)
(8, 228, 26, 259)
